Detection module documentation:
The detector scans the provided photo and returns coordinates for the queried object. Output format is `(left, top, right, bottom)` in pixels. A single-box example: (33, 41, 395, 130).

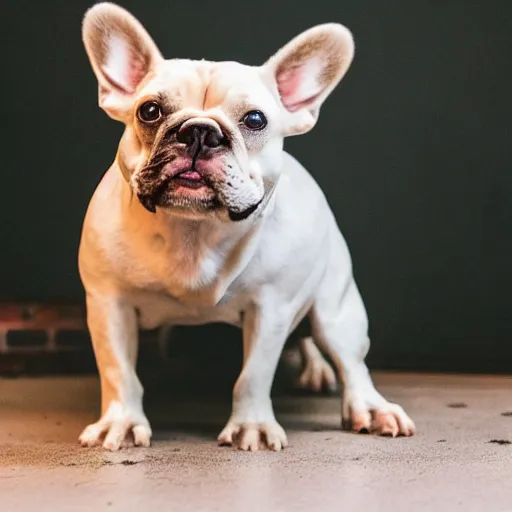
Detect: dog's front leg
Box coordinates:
(79, 294, 151, 451)
(218, 301, 289, 452)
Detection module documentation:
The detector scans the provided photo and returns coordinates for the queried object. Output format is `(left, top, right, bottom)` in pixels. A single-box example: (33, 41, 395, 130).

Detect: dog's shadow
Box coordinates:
(136, 323, 341, 441)
(147, 406, 342, 442)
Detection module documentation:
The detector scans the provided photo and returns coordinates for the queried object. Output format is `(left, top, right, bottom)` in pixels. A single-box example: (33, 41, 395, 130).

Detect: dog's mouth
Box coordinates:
(134, 145, 265, 221)
(167, 166, 217, 199)
(135, 161, 219, 215)
(171, 169, 209, 190)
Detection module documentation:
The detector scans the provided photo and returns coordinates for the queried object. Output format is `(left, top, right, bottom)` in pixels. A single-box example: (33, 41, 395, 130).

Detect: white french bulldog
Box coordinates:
(78, 2, 415, 451)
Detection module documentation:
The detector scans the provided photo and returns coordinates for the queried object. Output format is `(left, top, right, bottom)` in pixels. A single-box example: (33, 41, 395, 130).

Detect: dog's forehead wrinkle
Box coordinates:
(202, 64, 271, 112)
(140, 59, 270, 113)
(142, 59, 217, 108)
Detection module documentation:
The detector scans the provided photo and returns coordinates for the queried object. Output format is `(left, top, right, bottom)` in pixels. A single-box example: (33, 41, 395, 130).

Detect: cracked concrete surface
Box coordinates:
(1, 373, 512, 511)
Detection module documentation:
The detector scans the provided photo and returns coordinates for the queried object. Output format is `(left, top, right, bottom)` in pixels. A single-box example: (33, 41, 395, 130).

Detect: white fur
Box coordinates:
(79, 153, 415, 450)
(79, 3, 415, 452)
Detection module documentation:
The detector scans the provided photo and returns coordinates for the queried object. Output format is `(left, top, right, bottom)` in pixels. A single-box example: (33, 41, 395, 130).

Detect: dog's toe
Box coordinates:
(344, 401, 415, 437)
(79, 420, 152, 451)
(218, 421, 288, 452)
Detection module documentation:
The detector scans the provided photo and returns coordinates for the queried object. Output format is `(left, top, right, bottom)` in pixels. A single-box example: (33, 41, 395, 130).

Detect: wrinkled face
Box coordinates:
(82, 3, 355, 221)
(124, 61, 284, 220)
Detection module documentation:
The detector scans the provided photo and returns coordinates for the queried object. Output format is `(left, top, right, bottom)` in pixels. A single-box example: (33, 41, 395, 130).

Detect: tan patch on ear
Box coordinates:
(265, 24, 354, 134)
(276, 33, 341, 88)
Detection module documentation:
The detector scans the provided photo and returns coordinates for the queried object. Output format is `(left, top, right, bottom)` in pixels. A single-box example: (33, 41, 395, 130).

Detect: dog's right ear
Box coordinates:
(261, 24, 354, 136)
(82, 3, 163, 122)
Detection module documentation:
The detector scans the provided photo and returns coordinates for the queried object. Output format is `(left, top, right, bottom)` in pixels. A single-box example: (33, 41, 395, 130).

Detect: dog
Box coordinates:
(78, 2, 415, 451)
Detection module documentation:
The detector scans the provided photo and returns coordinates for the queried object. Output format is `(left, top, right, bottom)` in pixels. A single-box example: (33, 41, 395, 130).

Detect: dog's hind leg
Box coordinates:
(310, 229, 415, 437)
(295, 336, 337, 393)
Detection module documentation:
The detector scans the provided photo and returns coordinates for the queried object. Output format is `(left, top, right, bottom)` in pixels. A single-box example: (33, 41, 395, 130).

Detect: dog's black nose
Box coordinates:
(177, 122, 225, 149)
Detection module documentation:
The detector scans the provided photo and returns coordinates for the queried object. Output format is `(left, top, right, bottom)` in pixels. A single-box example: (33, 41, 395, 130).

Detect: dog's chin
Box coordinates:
(136, 178, 221, 218)
(135, 173, 264, 222)
(157, 194, 221, 219)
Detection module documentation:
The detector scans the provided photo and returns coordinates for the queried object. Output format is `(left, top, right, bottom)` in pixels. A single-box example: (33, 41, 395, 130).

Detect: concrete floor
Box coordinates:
(1, 373, 512, 511)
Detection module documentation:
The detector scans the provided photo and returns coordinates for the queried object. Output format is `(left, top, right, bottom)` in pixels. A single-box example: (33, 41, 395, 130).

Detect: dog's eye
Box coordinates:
(138, 101, 162, 123)
(241, 110, 267, 131)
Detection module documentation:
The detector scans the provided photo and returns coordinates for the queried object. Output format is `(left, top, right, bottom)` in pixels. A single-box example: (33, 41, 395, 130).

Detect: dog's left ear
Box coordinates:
(262, 24, 354, 136)
(82, 3, 163, 122)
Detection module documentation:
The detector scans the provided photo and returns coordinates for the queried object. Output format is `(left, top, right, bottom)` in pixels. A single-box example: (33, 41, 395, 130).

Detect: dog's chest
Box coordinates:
(109, 218, 255, 327)
(127, 237, 226, 305)
(132, 242, 247, 326)
(125, 248, 240, 329)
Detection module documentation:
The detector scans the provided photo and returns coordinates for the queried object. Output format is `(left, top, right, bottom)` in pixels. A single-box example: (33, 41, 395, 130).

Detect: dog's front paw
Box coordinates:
(217, 420, 288, 452)
(342, 398, 415, 437)
(79, 403, 152, 451)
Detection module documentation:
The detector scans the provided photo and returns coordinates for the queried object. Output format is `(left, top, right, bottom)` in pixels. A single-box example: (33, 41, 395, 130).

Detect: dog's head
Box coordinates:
(82, 3, 354, 221)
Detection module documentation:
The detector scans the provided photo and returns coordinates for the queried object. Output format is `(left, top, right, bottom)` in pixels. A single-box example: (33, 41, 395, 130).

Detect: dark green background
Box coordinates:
(1, 1, 511, 371)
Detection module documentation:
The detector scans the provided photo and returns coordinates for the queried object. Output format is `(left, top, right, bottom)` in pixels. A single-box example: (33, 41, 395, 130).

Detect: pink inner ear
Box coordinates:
(102, 34, 150, 95)
(277, 67, 304, 112)
(126, 52, 148, 92)
(106, 53, 147, 95)
(276, 59, 325, 113)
